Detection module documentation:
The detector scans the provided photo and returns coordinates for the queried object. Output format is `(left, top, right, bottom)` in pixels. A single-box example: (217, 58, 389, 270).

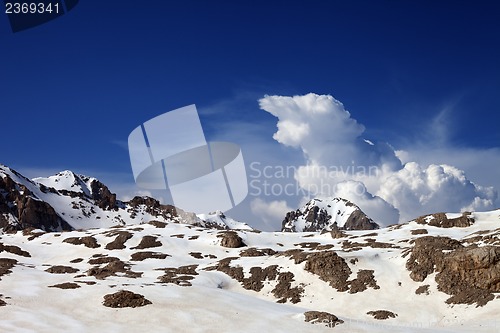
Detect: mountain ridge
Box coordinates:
(0, 164, 251, 232)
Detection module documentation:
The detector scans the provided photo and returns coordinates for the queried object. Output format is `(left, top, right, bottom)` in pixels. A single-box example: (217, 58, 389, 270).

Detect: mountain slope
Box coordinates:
(0, 208, 499, 332)
(0, 164, 250, 232)
(282, 198, 379, 232)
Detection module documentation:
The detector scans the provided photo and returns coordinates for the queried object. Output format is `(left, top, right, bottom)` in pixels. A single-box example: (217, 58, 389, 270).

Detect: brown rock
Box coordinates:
(0, 243, 31, 257)
(415, 212, 474, 228)
(367, 310, 398, 320)
(63, 236, 100, 248)
(102, 290, 151, 308)
(303, 251, 352, 292)
(45, 265, 79, 274)
(0, 258, 17, 279)
(132, 235, 162, 249)
(131, 252, 169, 261)
(105, 231, 133, 250)
(49, 282, 81, 289)
(218, 231, 245, 248)
(304, 311, 343, 327)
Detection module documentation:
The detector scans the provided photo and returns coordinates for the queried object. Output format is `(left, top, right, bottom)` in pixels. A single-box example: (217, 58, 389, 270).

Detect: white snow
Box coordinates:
(0, 209, 498, 332)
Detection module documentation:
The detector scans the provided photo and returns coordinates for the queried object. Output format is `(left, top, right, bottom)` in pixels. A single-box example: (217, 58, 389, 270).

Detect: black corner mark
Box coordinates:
(5, 0, 79, 33)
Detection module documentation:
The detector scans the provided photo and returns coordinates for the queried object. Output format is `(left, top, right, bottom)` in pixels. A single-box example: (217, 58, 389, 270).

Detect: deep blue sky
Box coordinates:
(1, 1, 499, 224)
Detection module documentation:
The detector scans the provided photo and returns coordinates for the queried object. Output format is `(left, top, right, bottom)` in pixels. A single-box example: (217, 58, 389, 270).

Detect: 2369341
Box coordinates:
(5, 2, 60, 14)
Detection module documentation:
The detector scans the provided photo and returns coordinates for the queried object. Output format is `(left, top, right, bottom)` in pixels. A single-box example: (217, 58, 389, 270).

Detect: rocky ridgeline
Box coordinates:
(0, 164, 248, 232)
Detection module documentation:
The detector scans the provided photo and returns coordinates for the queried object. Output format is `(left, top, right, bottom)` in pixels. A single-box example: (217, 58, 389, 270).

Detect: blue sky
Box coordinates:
(1, 1, 499, 230)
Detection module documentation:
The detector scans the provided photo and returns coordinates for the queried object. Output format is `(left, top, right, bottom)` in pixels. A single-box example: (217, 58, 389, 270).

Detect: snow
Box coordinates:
(1, 164, 500, 332)
(1, 209, 499, 332)
(33, 170, 94, 197)
(197, 210, 253, 230)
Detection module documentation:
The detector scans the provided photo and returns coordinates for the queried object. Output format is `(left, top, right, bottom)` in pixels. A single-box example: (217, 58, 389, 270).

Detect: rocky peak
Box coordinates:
(0, 167, 71, 232)
(282, 198, 379, 232)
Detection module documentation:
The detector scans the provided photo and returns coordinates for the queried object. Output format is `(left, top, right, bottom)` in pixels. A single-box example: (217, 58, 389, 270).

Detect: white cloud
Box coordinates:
(377, 163, 497, 221)
(250, 198, 293, 226)
(259, 93, 498, 224)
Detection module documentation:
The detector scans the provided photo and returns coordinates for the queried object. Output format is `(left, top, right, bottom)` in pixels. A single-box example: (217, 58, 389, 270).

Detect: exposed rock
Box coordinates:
(349, 270, 380, 293)
(405, 236, 463, 282)
(205, 257, 244, 281)
(240, 248, 277, 257)
(49, 282, 81, 289)
(435, 246, 500, 306)
(63, 236, 100, 248)
(87, 259, 142, 280)
(148, 221, 167, 228)
(88, 256, 120, 265)
(415, 212, 474, 228)
(217, 231, 245, 248)
(304, 311, 343, 327)
(89, 179, 117, 210)
(0, 171, 72, 232)
(105, 231, 133, 250)
(0, 242, 31, 257)
(132, 235, 162, 249)
(131, 251, 169, 261)
(22, 228, 45, 240)
(0, 258, 17, 279)
(189, 252, 204, 259)
(411, 229, 428, 235)
(367, 310, 398, 320)
(281, 198, 379, 232)
(242, 266, 279, 292)
(406, 236, 500, 306)
(102, 290, 151, 308)
(45, 265, 79, 274)
(157, 265, 198, 286)
(415, 285, 430, 295)
(344, 209, 379, 231)
(294, 242, 321, 249)
(303, 251, 352, 292)
(330, 230, 347, 239)
(272, 271, 304, 304)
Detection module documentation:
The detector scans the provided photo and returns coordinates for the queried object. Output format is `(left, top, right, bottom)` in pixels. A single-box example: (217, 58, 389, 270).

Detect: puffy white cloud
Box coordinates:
(259, 93, 402, 170)
(377, 163, 497, 221)
(259, 93, 498, 224)
(250, 198, 293, 226)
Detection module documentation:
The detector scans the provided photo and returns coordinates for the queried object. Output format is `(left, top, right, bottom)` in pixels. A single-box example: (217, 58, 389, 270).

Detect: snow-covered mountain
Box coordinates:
(0, 164, 250, 232)
(282, 197, 379, 232)
(1, 203, 499, 332)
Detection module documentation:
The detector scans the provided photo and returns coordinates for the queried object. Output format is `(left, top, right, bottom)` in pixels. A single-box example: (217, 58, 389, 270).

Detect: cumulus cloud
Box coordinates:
(259, 93, 498, 224)
(259, 93, 402, 170)
(377, 163, 497, 222)
(250, 198, 293, 226)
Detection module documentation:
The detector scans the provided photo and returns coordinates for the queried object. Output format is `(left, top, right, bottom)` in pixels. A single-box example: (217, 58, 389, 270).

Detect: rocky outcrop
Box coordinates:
(89, 179, 117, 210)
(367, 310, 397, 320)
(405, 236, 500, 306)
(282, 198, 379, 232)
(0, 171, 72, 232)
(304, 311, 344, 327)
(102, 290, 151, 308)
(217, 231, 245, 248)
(415, 212, 474, 228)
